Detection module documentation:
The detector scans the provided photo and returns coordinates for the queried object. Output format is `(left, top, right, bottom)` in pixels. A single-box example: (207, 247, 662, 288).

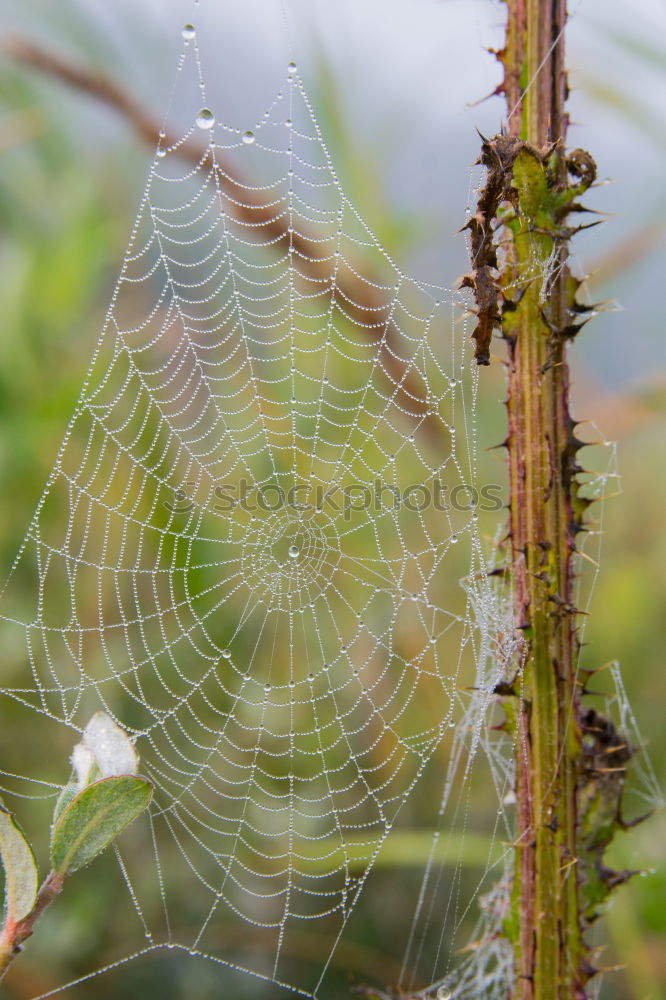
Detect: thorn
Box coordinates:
(572, 298, 613, 314)
(581, 958, 600, 978)
(618, 810, 653, 830)
(560, 320, 589, 339)
(585, 660, 618, 675)
(466, 85, 504, 110)
(572, 220, 604, 234)
(590, 488, 623, 503)
(567, 202, 603, 215)
(576, 549, 599, 568)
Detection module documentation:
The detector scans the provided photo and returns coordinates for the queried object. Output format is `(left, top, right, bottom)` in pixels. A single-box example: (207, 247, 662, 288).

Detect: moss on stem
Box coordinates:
(465, 3, 636, 997)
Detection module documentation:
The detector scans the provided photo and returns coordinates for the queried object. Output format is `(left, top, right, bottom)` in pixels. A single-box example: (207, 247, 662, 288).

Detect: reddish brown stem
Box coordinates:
(0, 872, 65, 981)
(496, 1, 590, 998)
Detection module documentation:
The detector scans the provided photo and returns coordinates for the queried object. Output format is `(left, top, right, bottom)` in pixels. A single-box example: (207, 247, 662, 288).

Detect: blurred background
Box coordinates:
(0, 0, 663, 997)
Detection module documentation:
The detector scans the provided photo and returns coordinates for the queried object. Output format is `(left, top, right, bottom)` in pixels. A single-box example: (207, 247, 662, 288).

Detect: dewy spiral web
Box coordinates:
(0, 22, 497, 1000)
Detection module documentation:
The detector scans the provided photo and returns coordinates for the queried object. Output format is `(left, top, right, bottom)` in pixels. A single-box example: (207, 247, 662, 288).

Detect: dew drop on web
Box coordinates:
(196, 108, 215, 130)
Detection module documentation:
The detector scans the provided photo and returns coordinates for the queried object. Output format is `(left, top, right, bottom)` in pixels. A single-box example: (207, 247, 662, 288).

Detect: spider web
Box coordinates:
(0, 23, 495, 1000)
(397, 435, 664, 1000)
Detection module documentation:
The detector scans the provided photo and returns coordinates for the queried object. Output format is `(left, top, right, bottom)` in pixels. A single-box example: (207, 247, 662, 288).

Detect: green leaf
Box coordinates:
(51, 782, 79, 829)
(50, 775, 152, 876)
(0, 800, 38, 922)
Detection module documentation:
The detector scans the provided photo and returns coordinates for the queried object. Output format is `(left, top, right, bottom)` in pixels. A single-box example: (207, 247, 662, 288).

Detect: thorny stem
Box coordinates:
(502, 2, 587, 999)
(0, 872, 65, 981)
(465, 0, 635, 995)
(463, 1, 634, 998)
(503, 156, 585, 999)
(465, 132, 591, 999)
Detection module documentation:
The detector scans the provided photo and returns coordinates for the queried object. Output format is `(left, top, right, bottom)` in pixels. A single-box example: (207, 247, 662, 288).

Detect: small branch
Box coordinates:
(0, 872, 65, 981)
(3, 36, 169, 151)
(1, 35, 445, 448)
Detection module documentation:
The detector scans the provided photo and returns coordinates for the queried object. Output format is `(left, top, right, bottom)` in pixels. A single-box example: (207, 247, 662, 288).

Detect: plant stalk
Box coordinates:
(0, 872, 65, 982)
(502, 1, 586, 998)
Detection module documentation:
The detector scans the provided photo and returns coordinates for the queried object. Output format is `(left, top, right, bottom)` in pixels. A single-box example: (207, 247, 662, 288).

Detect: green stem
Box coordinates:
(500, 2, 587, 998)
(504, 150, 585, 1000)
